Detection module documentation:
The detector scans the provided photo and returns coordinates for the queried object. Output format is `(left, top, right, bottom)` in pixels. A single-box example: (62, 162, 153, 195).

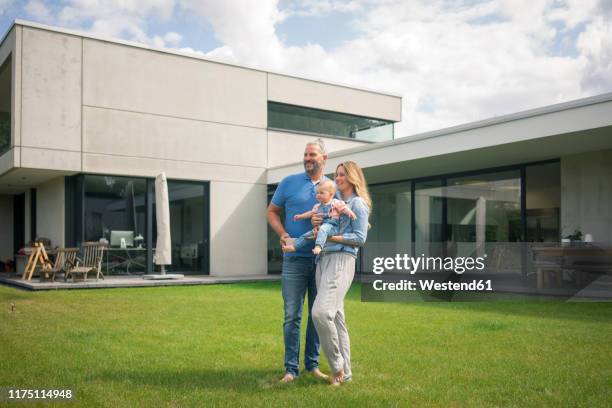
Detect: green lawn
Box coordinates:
(1, 282, 611, 407)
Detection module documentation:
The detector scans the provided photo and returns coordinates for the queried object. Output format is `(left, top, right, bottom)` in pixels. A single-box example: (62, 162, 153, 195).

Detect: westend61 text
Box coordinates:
(372, 254, 487, 274)
(372, 279, 493, 291)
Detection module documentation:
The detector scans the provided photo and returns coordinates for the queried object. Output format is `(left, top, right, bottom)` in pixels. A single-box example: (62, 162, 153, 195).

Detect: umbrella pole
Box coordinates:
(160, 265, 166, 275)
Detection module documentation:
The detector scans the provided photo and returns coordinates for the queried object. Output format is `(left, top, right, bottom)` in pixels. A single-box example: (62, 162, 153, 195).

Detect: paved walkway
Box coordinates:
(0, 272, 280, 291)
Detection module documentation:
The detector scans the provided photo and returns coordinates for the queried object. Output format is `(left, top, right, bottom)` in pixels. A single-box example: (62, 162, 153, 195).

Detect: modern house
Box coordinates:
(0, 20, 401, 278)
(0, 20, 610, 284)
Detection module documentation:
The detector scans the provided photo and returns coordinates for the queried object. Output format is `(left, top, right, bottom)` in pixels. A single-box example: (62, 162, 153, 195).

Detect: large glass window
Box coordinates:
(363, 182, 412, 272)
(77, 175, 209, 275)
(268, 102, 394, 142)
(526, 162, 560, 242)
(415, 179, 445, 257)
(83, 175, 148, 275)
(0, 55, 11, 156)
(266, 160, 560, 276)
(447, 171, 522, 271)
(153, 181, 208, 275)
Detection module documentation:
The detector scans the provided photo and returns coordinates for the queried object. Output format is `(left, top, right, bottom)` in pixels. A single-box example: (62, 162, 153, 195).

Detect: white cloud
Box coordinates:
(179, 0, 287, 69)
(27, 0, 186, 49)
(577, 8, 612, 93)
(163, 31, 182, 46)
(0, 0, 14, 15)
(282, 0, 363, 16)
(24, 0, 53, 23)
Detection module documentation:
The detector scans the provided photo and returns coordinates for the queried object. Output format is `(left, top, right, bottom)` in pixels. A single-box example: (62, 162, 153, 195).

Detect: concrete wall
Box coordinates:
(0, 194, 13, 260)
(561, 149, 612, 242)
(35, 176, 64, 247)
(20, 27, 81, 171)
(268, 73, 401, 122)
(209, 181, 267, 276)
(80, 37, 270, 185)
(267, 130, 367, 168)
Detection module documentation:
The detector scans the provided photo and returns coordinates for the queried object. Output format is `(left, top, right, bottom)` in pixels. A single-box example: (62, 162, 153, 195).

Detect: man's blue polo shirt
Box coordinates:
(271, 172, 328, 258)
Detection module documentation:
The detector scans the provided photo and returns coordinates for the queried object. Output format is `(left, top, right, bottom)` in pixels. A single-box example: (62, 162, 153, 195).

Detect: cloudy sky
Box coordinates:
(0, 0, 610, 138)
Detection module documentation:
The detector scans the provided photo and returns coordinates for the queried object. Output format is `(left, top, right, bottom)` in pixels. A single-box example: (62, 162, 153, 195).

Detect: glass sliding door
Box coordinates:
(153, 181, 209, 275)
(363, 182, 412, 272)
(83, 175, 148, 275)
(414, 179, 445, 257)
(526, 162, 560, 243)
(446, 170, 521, 272)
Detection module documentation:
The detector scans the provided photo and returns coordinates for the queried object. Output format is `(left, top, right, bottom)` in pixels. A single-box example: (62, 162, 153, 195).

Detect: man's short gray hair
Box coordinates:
(306, 138, 327, 155)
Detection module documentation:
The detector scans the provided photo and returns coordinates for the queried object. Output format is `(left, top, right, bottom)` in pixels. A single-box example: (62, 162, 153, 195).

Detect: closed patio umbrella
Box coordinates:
(144, 172, 183, 280)
(154, 172, 171, 271)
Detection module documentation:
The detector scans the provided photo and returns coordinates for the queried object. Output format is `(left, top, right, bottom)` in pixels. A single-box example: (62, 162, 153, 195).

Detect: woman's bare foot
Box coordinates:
(312, 246, 322, 255)
(329, 369, 345, 386)
(282, 244, 296, 253)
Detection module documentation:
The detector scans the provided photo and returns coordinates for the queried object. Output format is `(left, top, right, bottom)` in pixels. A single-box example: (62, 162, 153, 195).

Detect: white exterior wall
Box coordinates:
(35, 177, 64, 247)
(561, 149, 612, 243)
(267, 130, 367, 168)
(268, 73, 401, 121)
(20, 27, 81, 170)
(0, 195, 13, 260)
(210, 181, 268, 276)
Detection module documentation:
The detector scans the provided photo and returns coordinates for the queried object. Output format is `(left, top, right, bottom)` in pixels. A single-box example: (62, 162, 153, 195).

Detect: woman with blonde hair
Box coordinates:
(311, 160, 371, 386)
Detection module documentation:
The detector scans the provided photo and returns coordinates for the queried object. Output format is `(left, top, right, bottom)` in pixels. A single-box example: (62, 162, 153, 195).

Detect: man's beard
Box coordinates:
(304, 160, 322, 175)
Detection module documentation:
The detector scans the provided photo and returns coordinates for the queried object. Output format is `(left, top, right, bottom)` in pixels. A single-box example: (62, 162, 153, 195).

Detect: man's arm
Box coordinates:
(267, 202, 289, 242)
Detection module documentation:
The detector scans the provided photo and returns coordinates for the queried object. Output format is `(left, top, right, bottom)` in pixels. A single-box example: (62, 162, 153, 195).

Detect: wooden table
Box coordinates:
(532, 245, 612, 289)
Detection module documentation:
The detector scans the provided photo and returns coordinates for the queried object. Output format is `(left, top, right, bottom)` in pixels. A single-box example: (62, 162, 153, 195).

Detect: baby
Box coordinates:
(283, 180, 356, 255)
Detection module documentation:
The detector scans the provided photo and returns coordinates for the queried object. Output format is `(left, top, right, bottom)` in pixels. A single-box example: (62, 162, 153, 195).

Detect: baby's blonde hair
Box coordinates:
(317, 179, 336, 195)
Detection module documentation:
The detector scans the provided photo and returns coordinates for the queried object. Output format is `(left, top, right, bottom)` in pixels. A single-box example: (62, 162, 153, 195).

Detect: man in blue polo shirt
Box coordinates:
(267, 139, 330, 383)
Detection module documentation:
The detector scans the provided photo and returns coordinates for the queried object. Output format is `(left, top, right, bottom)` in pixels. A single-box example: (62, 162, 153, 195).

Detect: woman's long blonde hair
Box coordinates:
(337, 161, 372, 213)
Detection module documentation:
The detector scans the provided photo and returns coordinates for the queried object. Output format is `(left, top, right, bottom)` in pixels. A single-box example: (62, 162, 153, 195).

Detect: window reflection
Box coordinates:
(83, 175, 147, 275)
(363, 182, 412, 272)
(0, 56, 11, 156)
(415, 179, 444, 257)
(268, 102, 394, 142)
(526, 162, 560, 242)
(153, 181, 208, 274)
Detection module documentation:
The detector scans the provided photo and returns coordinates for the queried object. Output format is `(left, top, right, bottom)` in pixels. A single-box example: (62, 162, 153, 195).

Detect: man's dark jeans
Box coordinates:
(281, 256, 320, 376)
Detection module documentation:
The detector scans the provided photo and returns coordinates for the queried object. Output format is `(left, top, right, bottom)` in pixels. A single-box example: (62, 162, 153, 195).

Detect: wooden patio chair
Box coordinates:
(41, 248, 79, 282)
(23, 242, 54, 281)
(66, 242, 106, 282)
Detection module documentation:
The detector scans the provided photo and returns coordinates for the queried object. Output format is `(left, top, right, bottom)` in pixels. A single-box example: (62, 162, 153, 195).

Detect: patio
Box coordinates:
(0, 272, 280, 291)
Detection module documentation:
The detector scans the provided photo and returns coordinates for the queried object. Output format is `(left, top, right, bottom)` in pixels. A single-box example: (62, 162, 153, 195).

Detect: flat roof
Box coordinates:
(1, 19, 402, 99)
